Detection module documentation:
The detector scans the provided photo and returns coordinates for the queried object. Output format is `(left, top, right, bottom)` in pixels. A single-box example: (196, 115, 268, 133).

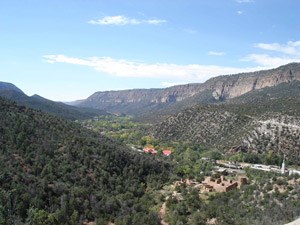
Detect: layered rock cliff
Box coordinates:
(78, 63, 300, 116)
(207, 63, 300, 100)
(80, 84, 201, 106)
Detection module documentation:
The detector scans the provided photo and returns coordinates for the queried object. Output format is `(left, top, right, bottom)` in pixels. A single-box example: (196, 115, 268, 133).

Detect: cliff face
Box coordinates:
(79, 84, 205, 115)
(78, 63, 300, 116)
(82, 84, 202, 105)
(209, 64, 300, 100)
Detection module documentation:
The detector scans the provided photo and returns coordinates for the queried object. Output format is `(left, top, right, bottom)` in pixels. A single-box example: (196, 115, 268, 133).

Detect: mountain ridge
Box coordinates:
(0, 82, 109, 120)
(77, 63, 300, 118)
(0, 81, 24, 93)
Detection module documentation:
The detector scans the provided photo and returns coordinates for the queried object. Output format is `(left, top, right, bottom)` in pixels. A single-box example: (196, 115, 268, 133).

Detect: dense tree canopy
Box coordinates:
(0, 97, 171, 224)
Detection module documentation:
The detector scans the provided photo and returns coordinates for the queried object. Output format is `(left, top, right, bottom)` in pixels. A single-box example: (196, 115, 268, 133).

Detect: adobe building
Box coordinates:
(173, 175, 248, 193)
(201, 175, 247, 193)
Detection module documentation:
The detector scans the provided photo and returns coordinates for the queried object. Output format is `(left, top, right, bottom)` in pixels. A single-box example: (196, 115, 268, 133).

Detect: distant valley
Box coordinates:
(3, 0, 300, 223)
(69, 63, 300, 163)
(2, 63, 300, 224)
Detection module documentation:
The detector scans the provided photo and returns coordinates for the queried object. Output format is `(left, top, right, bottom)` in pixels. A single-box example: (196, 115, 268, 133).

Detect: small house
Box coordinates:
(162, 150, 172, 156)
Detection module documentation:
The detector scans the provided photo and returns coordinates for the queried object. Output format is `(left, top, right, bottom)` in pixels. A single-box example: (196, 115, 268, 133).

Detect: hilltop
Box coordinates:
(0, 81, 24, 93)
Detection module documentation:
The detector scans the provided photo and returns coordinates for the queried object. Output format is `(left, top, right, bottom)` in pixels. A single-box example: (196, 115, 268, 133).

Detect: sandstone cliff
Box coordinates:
(78, 63, 300, 116)
(207, 63, 299, 100)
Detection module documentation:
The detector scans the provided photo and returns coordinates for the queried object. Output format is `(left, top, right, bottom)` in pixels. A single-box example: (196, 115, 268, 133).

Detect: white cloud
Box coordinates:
(45, 55, 95, 66)
(44, 54, 264, 83)
(242, 54, 300, 68)
(147, 19, 167, 25)
(236, 0, 254, 3)
(44, 41, 300, 85)
(255, 41, 300, 56)
(242, 40, 300, 67)
(88, 16, 138, 25)
(237, 11, 243, 15)
(208, 51, 225, 56)
(88, 15, 166, 26)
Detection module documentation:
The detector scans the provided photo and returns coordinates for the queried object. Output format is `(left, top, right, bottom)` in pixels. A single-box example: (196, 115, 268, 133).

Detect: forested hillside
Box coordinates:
(0, 97, 171, 224)
(154, 81, 300, 164)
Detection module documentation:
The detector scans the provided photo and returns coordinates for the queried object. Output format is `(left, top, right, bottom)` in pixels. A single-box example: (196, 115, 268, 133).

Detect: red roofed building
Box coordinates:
(143, 147, 158, 154)
(162, 150, 172, 156)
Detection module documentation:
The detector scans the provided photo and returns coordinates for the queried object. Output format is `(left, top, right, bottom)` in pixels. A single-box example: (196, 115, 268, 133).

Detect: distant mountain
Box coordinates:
(77, 63, 300, 119)
(153, 80, 300, 164)
(77, 85, 202, 116)
(0, 97, 170, 224)
(0, 82, 109, 120)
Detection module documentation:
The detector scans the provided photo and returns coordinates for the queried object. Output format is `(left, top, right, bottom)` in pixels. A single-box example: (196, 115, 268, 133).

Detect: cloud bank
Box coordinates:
(44, 55, 262, 83)
(44, 41, 300, 86)
(243, 41, 300, 67)
(255, 41, 300, 56)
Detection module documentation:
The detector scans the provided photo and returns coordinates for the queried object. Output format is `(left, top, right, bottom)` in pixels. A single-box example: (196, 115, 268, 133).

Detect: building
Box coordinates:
(288, 169, 300, 176)
(250, 164, 271, 172)
(143, 147, 158, 154)
(199, 175, 248, 193)
(213, 168, 229, 176)
(173, 175, 248, 194)
(162, 149, 172, 156)
(201, 176, 238, 193)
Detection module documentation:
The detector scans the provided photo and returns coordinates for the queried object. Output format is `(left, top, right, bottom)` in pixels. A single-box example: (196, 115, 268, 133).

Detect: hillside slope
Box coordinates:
(78, 63, 300, 118)
(0, 97, 171, 224)
(154, 81, 300, 164)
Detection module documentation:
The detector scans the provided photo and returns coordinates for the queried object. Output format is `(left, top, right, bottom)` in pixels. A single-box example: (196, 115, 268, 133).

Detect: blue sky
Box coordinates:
(1, 0, 300, 101)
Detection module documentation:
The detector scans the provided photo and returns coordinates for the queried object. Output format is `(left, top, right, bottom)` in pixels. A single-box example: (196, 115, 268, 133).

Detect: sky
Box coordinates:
(1, 0, 300, 101)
